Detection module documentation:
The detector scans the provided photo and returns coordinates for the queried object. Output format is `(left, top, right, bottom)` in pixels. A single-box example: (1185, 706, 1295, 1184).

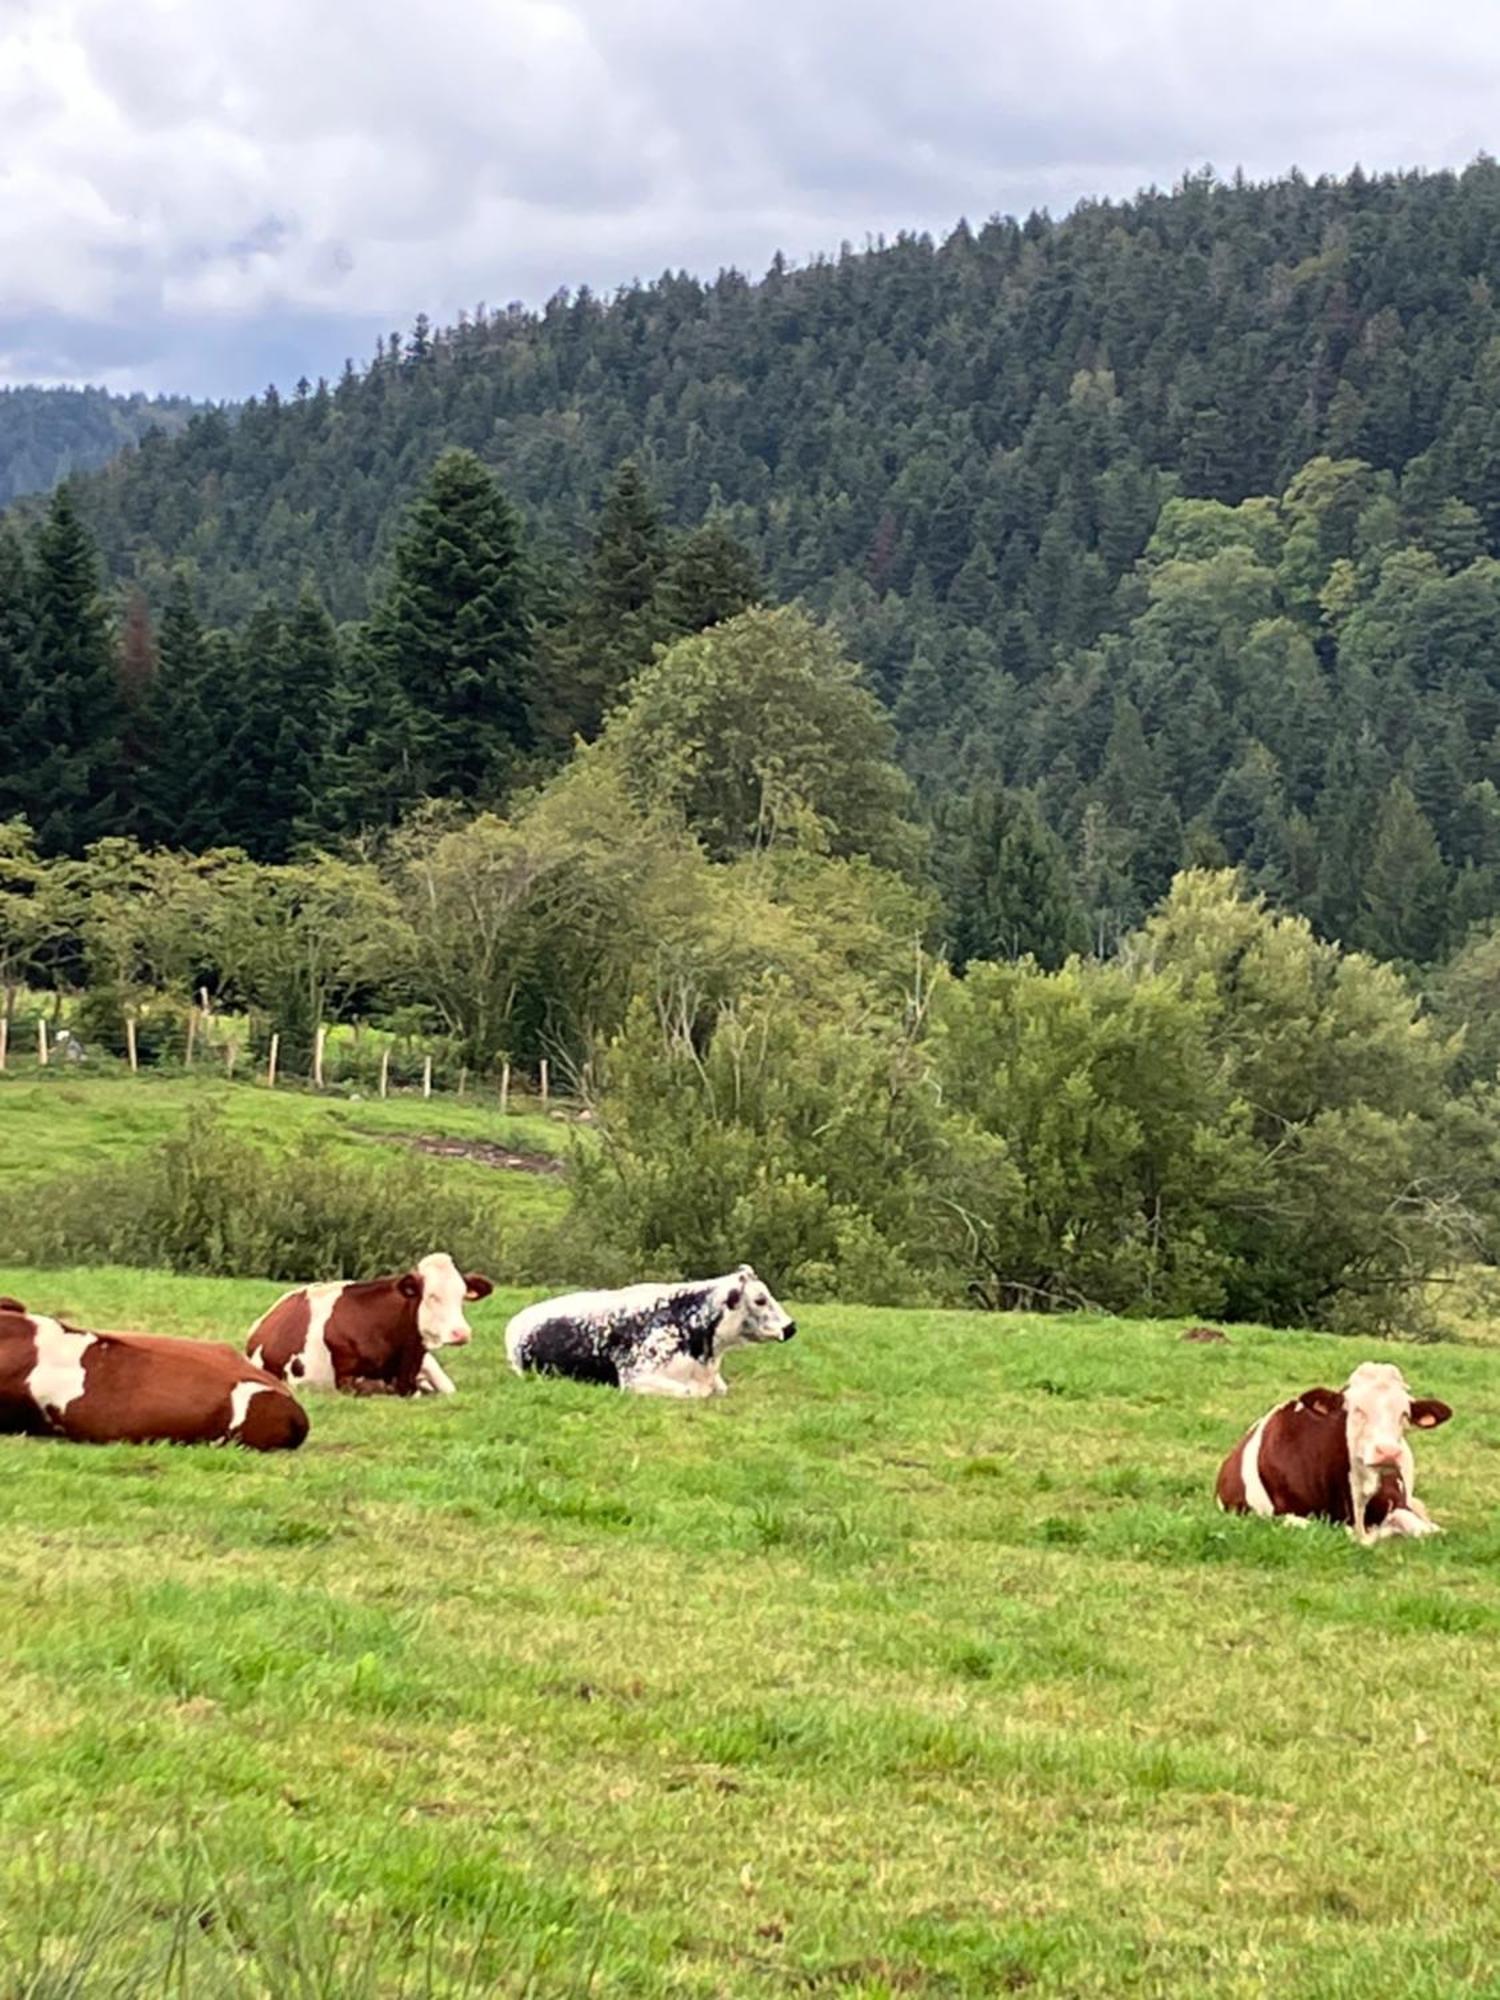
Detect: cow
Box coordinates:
(246, 1252, 494, 1398)
(0, 1304, 308, 1450)
(504, 1265, 795, 1398)
(1216, 1361, 1452, 1543)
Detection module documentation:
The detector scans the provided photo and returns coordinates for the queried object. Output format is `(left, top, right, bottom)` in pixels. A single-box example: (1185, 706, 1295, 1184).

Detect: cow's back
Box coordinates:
(1219, 1397, 1361, 1525)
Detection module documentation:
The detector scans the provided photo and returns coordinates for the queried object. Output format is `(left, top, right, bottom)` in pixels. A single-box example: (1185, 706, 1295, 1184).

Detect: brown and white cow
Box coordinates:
(1216, 1361, 1452, 1543)
(0, 1304, 308, 1449)
(247, 1253, 494, 1397)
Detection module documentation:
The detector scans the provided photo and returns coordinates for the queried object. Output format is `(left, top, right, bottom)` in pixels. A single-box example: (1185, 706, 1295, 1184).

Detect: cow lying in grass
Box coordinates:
(247, 1253, 493, 1397)
(0, 1303, 308, 1450)
(1217, 1361, 1452, 1543)
(505, 1266, 795, 1398)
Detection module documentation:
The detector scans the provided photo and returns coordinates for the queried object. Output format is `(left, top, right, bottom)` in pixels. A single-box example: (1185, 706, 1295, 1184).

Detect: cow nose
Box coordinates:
(782, 1321, 797, 1340)
(451, 1327, 472, 1346)
(1372, 1442, 1403, 1465)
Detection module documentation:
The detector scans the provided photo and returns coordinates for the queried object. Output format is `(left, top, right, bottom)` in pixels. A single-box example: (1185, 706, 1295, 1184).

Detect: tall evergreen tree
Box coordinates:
(1360, 778, 1450, 963)
(542, 460, 672, 743)
(21, 487, 124, 852)
(0, 525, 37, 827)
(364, 447, 533, 809)
(659, 517, 761, 633)
(947, 786, 1090, 971)
(137, 573, 232, 848)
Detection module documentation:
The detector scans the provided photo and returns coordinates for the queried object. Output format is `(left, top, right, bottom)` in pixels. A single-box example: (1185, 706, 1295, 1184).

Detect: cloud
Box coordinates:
(2, 0, 1499, 398)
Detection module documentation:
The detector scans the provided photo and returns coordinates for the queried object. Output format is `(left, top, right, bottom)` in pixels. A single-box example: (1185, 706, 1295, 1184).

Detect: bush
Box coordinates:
(0, 1113, 514, 1281)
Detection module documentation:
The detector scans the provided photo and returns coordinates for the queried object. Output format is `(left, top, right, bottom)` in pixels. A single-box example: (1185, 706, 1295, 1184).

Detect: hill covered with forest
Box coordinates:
(0, 385, 202, 507)
(11, 160, 1500, 964)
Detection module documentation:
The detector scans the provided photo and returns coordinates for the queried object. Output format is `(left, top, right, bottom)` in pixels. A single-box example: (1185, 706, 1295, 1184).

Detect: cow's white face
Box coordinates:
(405, 1253, 494, 1352)
(1344, 1361, 1452, 1472)
(717, 1266, 796, 1348)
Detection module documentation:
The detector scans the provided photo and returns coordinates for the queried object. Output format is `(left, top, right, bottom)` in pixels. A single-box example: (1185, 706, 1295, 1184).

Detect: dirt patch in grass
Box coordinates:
(375, 1133, 565, 1176)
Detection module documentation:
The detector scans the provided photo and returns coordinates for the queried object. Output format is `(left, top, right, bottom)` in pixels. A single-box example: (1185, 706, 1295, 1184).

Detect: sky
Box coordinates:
(3, 0, 1499, 402)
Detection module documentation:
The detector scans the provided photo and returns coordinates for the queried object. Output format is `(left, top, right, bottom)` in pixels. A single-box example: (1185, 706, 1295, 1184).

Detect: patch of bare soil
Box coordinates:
(382, 1133, 565, 1175)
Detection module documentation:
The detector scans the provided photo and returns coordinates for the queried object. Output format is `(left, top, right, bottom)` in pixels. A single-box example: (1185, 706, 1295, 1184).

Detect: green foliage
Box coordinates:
(599, 605, 920, 868)
(943, 786, 1089, 971)
(0, 383, 200, 506)
(0, 1112, 508, 1280)
(573, 979, 1012, 1302)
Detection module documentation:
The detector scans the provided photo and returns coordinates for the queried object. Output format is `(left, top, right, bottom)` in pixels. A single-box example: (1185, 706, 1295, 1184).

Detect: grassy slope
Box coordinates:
(0, 1072, 571, 1228)
(1, 1268, 1498, 1997)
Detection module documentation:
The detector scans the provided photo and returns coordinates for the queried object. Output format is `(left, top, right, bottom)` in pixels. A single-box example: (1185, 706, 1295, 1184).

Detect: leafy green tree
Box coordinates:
(598, 606, 920, 869)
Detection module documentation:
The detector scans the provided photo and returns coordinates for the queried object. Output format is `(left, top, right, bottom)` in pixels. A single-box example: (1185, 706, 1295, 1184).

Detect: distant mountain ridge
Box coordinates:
(0, 384, 205, 507)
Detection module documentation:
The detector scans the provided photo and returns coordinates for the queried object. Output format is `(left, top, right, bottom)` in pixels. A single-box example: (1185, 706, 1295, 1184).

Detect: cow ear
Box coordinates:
(1299, 1388, 1343, 1419)
(725, 1283, 744, 1311)
(464, 1274, 493, 1302)
(397, 1273, 422, 1300)
(0, 1296, 25, 1313)
(1410, 1398, 1453, 1429)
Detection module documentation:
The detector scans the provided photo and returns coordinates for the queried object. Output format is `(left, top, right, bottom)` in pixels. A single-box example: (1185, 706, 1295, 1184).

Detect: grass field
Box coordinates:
(2, 1259, 1499, 1997)
(0, 1071, 571, 1230)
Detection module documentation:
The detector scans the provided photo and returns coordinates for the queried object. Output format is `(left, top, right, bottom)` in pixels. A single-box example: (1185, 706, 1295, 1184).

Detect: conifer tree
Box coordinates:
(0, 526, 36, 828)
(542, 460, 672, 743)
(659, 517, 760, 633)
(137, 573, 231, 848)
(1360, 778, 1449, 962)
(948, 786, 1090, 971)
(364, 447, 533, 808)
(21, 487, 124, 852)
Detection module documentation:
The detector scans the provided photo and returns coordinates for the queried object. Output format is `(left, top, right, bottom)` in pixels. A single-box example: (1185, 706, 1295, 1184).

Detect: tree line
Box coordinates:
(7, 587, 1500, 1332)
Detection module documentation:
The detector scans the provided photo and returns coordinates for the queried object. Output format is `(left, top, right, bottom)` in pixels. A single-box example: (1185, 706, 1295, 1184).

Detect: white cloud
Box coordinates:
(2, 0, 1499, 396)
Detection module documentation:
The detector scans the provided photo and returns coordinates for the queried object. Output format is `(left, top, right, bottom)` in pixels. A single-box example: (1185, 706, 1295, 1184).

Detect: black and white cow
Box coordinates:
(504, 1266, 795, 1398)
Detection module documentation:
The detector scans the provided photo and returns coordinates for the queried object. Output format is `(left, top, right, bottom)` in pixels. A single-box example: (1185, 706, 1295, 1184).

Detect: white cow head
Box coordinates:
(1343, 1361, 1451, 1472)
(399, 1252, 494, 1352)
(716, 1266, 796, 1348)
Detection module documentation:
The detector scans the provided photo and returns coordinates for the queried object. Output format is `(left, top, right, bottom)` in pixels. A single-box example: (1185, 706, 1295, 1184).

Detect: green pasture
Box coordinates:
(1, 1261, 1498, 1997)
(0, 1071, 571, 1229)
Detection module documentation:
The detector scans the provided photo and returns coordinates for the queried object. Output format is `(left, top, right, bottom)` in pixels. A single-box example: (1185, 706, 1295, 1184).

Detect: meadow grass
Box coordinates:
(1, 1265, 1498, 1996)
(0, 1072, 570, 1229)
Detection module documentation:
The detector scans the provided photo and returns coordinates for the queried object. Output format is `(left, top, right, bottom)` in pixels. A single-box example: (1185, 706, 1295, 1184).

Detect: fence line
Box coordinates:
(0, 1005, 563, 1112)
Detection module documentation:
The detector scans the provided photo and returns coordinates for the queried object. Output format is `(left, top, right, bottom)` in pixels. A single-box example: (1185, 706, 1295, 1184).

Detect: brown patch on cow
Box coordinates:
(0, 1297, 26, 1313)
(0, 1312, 307, 1450)
(1181, 1326, 1229, 1343)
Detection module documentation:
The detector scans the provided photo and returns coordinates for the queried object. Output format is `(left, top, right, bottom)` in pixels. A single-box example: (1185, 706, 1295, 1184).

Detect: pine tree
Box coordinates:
(365, 448, 533, 809)
(1360, 778, 1449, 963)
(948, 786, 1090, 971)
(0, 525, 36, 827)
(21, 487, 124, 852)
(542, 460, 672, 743)
(659, 517, 760, 633)
(137, 573, 232, 848)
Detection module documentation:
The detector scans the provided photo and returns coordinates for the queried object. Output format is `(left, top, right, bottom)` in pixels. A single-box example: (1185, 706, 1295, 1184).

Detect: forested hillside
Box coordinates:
(11, 162, 1500, 960)
(0, 385, 201, 507)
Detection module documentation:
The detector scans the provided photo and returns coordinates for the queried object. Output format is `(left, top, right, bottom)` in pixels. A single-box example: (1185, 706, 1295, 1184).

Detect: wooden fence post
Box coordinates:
(225, 1040, 237, 1079)
(539, 1057, 549, 1107)
(313, 1024, 326, 1089)
(0, 1015, 7, 1073)
(125, 1014, 138, 1074)
(199, 985, 211, 1016)
(267, 1033, 279, 1088)
(499, 1060, 510, 1116)
(378, 1046, 390, 1100)
(458, 1065, 467, 1099)
(422, 1054, 433, 1100)
(184, 1007, 198, 1068)
(38, 1019, 49, 1068)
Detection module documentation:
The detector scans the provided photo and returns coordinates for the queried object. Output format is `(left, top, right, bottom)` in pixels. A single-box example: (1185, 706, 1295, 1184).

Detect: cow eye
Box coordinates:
(755, 1294, 767, 1306)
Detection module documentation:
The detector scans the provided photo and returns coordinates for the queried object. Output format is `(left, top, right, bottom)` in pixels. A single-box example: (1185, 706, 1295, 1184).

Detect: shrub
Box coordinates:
(0, 1113, 513, 1281)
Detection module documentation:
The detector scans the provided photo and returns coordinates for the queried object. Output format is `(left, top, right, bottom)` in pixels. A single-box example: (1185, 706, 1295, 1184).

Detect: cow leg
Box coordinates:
(416, 1355, 456, 1396)
(622, 1369, 713, 1399)
(711, 1368, 730, 1397)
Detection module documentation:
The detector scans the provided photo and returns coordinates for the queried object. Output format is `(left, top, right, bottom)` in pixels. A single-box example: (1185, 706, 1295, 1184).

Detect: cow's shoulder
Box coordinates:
(1259, 1391, 1352, 1522)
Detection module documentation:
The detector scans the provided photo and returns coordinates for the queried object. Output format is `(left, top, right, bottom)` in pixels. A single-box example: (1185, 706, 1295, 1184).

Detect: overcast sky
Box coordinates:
(3, 0, 1498, 401)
